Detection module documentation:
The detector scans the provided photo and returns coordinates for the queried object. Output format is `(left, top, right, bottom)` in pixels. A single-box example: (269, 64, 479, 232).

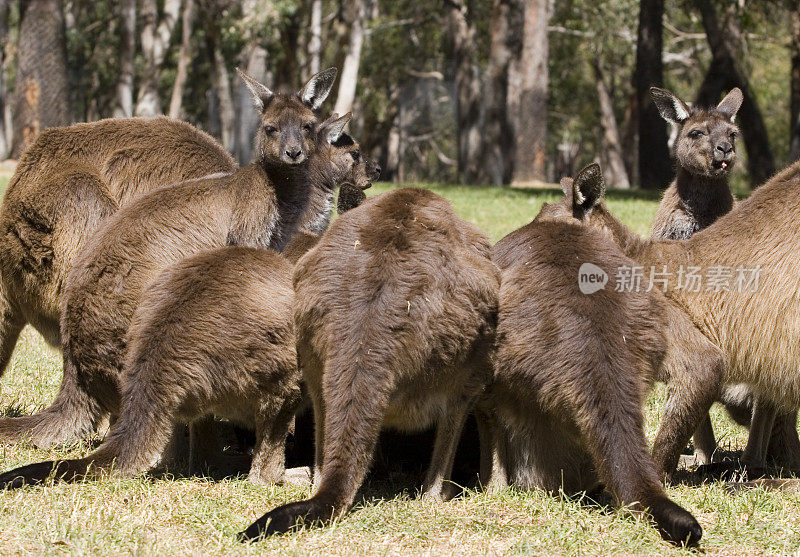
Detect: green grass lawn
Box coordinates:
(0, 180, 798, 555)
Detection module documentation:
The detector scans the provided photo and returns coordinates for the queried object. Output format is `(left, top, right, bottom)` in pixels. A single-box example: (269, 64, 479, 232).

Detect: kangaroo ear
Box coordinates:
(318, 112, 340, 130)
(325, 112, 351, 144)
(572, 163, 605, 218)
(650, 87, 691, 125)
(236, 68, 274, 110)
(559, 177, 573, 197)
(298, 67, 338, 110)
(716, 87, 743, 122)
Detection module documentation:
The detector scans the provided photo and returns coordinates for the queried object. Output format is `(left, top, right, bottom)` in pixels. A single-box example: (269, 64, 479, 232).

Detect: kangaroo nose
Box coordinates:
(285, 148, 302, 160)
(716, 143, 733, 155)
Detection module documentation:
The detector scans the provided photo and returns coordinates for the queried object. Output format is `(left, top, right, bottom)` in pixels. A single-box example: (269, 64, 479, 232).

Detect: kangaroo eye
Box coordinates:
(264, 125, 277, 134)
(730, 131, 738, 139)
(688, 130, 704, 139)
(303, 122, 315, 132)
(351, 150, 361, 163)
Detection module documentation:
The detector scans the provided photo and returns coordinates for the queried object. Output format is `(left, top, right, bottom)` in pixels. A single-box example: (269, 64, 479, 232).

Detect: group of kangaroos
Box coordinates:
(0, 64, 796, 547)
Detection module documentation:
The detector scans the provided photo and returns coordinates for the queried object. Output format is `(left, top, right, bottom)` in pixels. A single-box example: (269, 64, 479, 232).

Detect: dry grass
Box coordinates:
(0, 182, 798, 555)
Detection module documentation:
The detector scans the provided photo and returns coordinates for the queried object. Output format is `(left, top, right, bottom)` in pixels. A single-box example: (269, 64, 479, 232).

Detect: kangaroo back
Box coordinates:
(240, 188, 499, 539)
(484, 165, 703, 546)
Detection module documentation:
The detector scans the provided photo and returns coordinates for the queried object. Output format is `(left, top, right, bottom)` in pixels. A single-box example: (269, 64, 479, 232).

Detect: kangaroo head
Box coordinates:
(238, 67, 338, 166)
(651, 87, 742, 179)
(316, 113, 382, 191)
(536, 163, 606, 223)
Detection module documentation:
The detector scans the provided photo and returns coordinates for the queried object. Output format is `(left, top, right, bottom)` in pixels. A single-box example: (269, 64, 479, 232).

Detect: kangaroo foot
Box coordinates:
(697, 460, 767, 482)
(281, 466, 312, 486)
(648, 498, 703, 547)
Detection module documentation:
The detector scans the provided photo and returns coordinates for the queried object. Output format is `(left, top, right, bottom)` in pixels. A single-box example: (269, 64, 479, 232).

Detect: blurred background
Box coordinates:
(0, 0, 797, 190)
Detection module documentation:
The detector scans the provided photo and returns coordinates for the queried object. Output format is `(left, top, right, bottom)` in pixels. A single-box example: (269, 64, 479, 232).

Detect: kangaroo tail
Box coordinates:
(0, 357, 105, 447)
(576, 352, 702, 546)
(0, 391, 176, 489)
(239, 357, 389, 541)
(0, 455, 100, 489)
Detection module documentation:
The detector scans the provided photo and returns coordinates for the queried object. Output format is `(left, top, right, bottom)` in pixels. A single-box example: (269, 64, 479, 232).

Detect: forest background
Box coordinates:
(0, 0, 798, 192)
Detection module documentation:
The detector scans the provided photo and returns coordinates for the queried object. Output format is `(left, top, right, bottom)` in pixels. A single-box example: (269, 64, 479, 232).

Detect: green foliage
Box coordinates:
(548, 0, 640, 171)
(4, 0, 799, 183)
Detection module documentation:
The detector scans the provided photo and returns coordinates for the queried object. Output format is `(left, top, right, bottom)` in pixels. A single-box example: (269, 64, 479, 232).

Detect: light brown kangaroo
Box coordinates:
(480, 164, 702, 546)
(650, 86, 800, 470)
(0, 117, 237, 372)
(649, 87, 741, 241)
(569, 159, 800, 476)
(239, 188, 500, 540)
(0, 68, 338, 448)
(0, 146, 379, 490)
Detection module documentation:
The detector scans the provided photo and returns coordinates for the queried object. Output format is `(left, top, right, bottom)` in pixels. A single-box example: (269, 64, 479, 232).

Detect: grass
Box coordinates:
(0, 179, 798, 555)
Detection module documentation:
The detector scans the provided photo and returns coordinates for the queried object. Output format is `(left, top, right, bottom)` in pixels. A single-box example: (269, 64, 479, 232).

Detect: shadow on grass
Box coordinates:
(670, 447, 800, 489)
(375, 181, 664, 202)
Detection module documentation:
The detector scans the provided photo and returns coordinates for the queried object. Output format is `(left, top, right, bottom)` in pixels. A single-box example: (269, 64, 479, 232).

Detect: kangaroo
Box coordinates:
(478, 164, 702, 545)
(650, 87, 800, 471)
(0, 167, 378, 491)
(0, 68, 338, 448)
(568, 159, 800, 476)
(0, 117, 237, 374)
(649, 87, 741, 241)
(239, 188, 500, 540)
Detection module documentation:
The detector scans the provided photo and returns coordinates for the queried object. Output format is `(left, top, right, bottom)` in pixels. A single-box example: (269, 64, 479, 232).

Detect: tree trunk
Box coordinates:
(397, 94, 407, 182)
(507, 30, 522, 173)
(385, 112, 401, 182)
(510, 0, 548, 185)
(634, 0, 671, 189)
(308, 0, 323, 75)
(275, 9, 302, 92)
(212, 47, 235, 152)
(444, 0, 483, 184)
(11, 0, 71, 157)
(168, 0, 195, 119)
(621, 93, 639, 187)
(204, 16, 235, 152)
(594, 60, 630, 189)
(234, 45, 269, 164)
(0, 0, 9, 158)
(334, 0, 367, 116)
(114, 0, 136, 117)
(791, 8, 800, 162)
(480, 0, 519, 185)
(694, 0, 774, 187)
(135, 0, 182, 117)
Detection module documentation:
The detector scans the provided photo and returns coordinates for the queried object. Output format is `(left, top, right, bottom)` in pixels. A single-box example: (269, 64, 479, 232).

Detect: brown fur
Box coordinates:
(646, 87, 799, 468)
(480, 164, 702, 545)
(0, 248, 299, 487)
(239, 188, 500, 539)
(0, 69, 339, 447)
(650, 87, 741, 241)
(282, 182, 373, 265)
(574, 160, 800, 475)
(0, 117, 237, 369)
(0, 134, 378, 488)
